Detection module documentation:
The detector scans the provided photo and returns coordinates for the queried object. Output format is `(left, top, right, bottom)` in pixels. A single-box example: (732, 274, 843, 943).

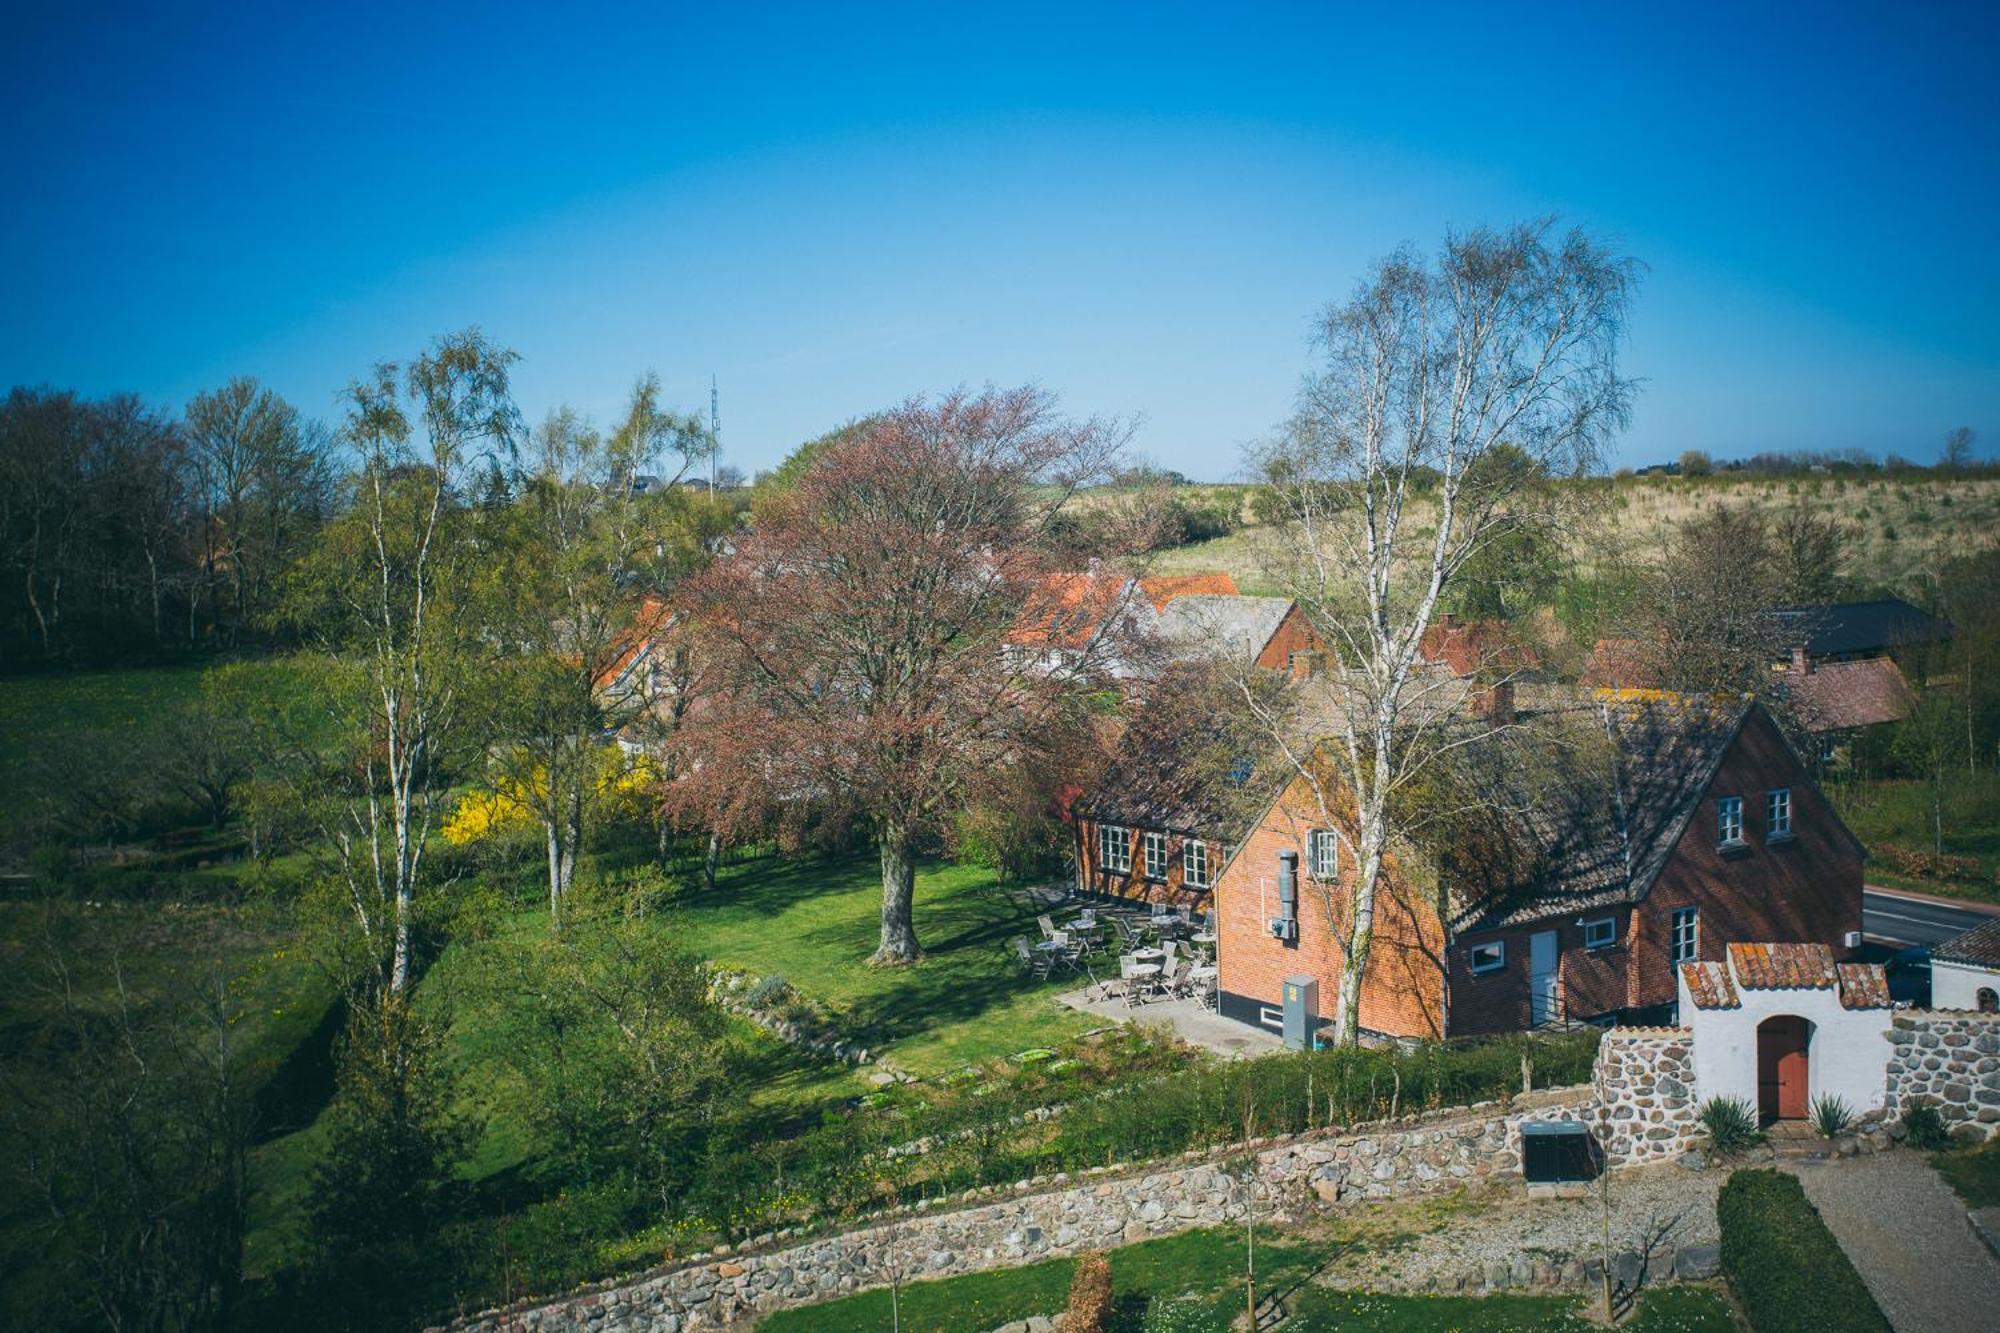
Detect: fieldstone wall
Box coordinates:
(1884, 1010, 2000, 1142)
(1591, 1027, 1699, 1164)
(432, 1089, 1600, 1333)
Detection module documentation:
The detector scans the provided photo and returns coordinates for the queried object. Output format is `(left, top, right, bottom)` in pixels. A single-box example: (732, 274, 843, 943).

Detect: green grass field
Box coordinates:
(1831, 775, 2000, 904)
(1934, 1141, 2000, 1209)
(756, 1221, 1738, 1333)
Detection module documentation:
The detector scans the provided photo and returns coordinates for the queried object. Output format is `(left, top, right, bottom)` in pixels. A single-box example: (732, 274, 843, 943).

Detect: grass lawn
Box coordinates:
(756, 1221, 1738, 1333)
(669, 848, 1099, 1077)
(1831, 775, 2000, 905)
(1933, 1141, 2000, 1209)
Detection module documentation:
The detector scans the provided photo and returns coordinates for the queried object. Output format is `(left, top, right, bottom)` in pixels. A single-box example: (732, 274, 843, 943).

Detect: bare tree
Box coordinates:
(1637, 504, 1792, 695)
(1941, 425, 1976, 470)
(665, 387, 1133, 963)
(1770, 505, 1846, 605)
(1245, 221, 1636, 1044)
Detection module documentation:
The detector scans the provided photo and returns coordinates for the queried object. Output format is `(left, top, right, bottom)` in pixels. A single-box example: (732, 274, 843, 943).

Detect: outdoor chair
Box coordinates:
(1187, 958, 1219, 1008)
(1164, 958, 1193, 999)
(1113, 916, 1143, 949)
(1118, 952, 1160, 1007)
(1012, 935, 1052, 979)
(1037, 913, 1060, 941)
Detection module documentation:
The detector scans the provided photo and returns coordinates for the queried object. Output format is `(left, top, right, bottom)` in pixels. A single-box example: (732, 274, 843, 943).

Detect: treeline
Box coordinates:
(1637, 427, 1985, 479)
(0, 381, 338, 666)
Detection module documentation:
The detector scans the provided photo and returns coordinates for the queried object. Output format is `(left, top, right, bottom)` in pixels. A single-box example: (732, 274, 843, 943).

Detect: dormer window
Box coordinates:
(1716, 796, 1744, 848)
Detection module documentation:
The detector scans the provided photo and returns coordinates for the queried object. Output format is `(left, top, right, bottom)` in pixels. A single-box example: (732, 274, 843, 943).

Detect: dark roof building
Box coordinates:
(1770, 597, 1952, 662)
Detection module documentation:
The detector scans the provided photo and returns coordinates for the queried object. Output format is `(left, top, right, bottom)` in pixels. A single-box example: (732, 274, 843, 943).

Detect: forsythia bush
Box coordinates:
(443, 749, 656, 845)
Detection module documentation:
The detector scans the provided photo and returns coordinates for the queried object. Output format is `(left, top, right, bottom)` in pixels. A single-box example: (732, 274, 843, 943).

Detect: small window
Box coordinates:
(1716, 796, 1744, 847)
(1142, 831, 1168, 882)
(1098, 824, 1131, 874)
(1765, 788, 1792, 839)
(1582, 918, 1617, 951)
(1468, 941, 1506, 975)
(1671, 907, 1699, 965)
(1979, 988, 1999, 1015)
(1308, 829, 1339, 880)
(1182, 839, 1211, 889)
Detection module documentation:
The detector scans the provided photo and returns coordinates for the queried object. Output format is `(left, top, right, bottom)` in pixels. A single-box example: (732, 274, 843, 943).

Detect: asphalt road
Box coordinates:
(1862, 885, 1999, 949)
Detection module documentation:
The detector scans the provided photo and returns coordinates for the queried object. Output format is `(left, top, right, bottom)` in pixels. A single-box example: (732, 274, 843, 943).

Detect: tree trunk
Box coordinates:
(703, 831, 721, 893)
(872, 822, 920, 964)
(1336, 837, 1384, 1047)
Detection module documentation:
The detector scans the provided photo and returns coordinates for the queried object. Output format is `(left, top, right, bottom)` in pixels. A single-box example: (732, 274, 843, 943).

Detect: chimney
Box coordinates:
(1473, 679, 1516, 725)
(1791, 645, 1813, 676)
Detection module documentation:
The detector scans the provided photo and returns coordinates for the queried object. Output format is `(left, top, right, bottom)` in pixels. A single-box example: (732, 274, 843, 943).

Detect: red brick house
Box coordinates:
(1209, 689, 1865, 1041)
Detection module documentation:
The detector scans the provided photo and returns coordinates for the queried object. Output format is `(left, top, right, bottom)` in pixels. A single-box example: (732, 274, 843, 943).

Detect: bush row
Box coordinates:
(1717, 1169, 1888, 1333)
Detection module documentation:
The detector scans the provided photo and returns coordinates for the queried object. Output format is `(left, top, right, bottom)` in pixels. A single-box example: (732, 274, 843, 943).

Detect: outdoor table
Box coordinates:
(1132, 946, 1166, 961)
(1190, 931, 1217, 946)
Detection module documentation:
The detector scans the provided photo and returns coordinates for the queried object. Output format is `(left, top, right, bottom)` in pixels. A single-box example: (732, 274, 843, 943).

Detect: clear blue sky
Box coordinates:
(5, 1, 1996, 477)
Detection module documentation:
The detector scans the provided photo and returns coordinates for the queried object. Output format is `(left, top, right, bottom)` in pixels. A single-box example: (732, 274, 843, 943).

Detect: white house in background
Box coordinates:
(1931, 919, 2000, 1013)
(1678, 942, 1893, 1124)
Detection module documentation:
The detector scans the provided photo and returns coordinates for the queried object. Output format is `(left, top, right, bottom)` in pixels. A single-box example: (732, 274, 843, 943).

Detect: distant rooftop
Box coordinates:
(1770, 598, 1952, 659)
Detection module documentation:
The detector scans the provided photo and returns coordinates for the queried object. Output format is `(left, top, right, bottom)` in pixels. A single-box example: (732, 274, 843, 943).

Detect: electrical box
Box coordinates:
(1282, 974, 1318, 1051)
(1520, 1121, 1597, 1184)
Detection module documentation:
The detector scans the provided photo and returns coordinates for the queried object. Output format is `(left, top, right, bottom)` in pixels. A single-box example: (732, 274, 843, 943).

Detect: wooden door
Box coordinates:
(1757, 1017, 1811, 1122)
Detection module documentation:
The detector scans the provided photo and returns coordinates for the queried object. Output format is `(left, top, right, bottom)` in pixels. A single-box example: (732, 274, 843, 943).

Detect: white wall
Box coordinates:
(1678, 973, 1892, 1116)
(1932, 959, 2000, 1012)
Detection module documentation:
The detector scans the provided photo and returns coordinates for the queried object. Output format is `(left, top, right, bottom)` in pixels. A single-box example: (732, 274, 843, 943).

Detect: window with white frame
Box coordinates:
(1671, 907, 1699, 966)
(1765, 788, 1792, 839)
(1098, 824, 1131, 874)
(1308, 828, 1339, 880)
(1582, 917, 1617, 951)
(1142, 830, 1168, 881)
(1182, 839, 1211, 889)
(1468, 940, 1505, 975)
(1716, 795, 1744, 846)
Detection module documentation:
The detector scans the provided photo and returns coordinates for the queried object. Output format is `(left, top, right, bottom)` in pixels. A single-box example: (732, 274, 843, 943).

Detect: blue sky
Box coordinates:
(4, 1, 1996, 477)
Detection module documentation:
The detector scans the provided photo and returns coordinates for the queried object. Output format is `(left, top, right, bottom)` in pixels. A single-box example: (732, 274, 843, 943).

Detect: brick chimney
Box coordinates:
(1791, 645, 1813, 676)
(1472, 678, 1516, 725)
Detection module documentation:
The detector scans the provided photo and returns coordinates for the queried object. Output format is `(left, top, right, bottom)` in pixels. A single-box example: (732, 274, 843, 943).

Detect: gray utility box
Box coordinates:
(1520, 1121, 1598, 1184)
(1282, 974, 1318, 1050)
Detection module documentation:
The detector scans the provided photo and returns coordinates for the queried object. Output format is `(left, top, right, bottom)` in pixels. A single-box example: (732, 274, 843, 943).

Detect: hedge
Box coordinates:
(1717, 1169, 1888, 1333)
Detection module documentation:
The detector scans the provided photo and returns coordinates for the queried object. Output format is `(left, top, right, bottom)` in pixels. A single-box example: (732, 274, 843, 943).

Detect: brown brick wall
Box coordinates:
(1255, 603, 1326, 673)
(1072, 816, 1217, 908)
(1213, 774, 1445, 1040)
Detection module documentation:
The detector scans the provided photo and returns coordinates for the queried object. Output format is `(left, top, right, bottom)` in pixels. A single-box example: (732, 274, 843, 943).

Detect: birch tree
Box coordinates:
(1248, 222, 1636, 1044)
(485, 377, 722, 925)
(285, 330, 518, 997)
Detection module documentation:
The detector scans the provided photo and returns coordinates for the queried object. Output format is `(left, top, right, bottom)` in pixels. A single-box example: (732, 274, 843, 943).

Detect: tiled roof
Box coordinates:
(1420, 615, 1542, 678)
(1769, 598, 1952, 658)
(1010, 571, 1147, 650)
(1933, 917, 2000, 969)
(1157, 595, 1295, 665)
(1681, 961, 1740, 1010)
(1781, 657, 1916, 733)
(1836, 963, 1892, 1010)
(1139, 572, 1239, 611)
(1580, 636, 1662, 690)
(594, 595, 674, 690)
(1728, 941, 1837, 990)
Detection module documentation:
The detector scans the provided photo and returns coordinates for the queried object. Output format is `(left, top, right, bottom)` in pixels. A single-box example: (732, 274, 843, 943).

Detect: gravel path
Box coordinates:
(1324, 1162, 1722, 1289)
(1790, 1152, 2000, 1333)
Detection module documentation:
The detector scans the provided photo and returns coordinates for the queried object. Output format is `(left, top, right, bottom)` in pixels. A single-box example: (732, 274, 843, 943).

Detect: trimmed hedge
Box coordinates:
(1717, 1169, 1888, 1333)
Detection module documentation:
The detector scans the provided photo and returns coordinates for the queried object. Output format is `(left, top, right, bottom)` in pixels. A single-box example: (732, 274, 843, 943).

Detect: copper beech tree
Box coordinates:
(664, 387, 1139, 964)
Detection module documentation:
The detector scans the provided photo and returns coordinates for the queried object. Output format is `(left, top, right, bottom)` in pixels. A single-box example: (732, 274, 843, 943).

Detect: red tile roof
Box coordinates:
(1784, 657, 1916, 733)
(1009, 571, 1141, 650)
(595, 595, 673, 690)
(1727, 941, 1838, 990)
(1420, 615, 1540, 678)
(1581, 636, 1662, 689)
(1835, 963, 1892, 1010)
(1680, 961, 1740, 1010)
(1139, 572, 1240, 611)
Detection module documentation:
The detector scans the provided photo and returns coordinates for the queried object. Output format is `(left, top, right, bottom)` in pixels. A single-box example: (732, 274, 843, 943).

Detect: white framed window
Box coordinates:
(1182, 839, 1211, 889)
(1716, 795, 1744, 847)
(1468, 940, 1506, 975)
(1765, 788, 1792, 839)
(1308, 828, 1339, 880)
(1142, 831, 1168, 881)
(1582, 918, 1617, 951)
(1098, 824, 1131, 874)
(1671, 907, 1699, 965)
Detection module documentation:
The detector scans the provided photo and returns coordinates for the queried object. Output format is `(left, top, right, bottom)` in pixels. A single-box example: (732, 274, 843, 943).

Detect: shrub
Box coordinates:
(1903, 1099, 1951, 1150)
(1698, 1095, 1764, 1153)
(1718, 1170, 1888, 1332)
(1809, 1094, 1853, 1138)
(1066, 1251, 1114, 1333)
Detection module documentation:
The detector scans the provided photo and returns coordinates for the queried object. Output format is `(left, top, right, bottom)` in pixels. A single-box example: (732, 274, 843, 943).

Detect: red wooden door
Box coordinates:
(1757, 1017, 1811, 1122)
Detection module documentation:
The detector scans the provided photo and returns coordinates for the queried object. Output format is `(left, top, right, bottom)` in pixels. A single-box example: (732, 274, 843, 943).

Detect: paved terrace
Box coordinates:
(1054, 986, 1284, 1059)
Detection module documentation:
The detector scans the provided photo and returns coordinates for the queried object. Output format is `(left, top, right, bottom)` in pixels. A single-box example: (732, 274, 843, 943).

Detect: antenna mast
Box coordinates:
(708, 375, 719, 496)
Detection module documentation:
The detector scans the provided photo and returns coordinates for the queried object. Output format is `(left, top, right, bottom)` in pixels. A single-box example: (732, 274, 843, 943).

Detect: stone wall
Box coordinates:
(432, 1089, 1597, 1333)
(1591, 1027, 1699, 1164)
(1884, 1009, 2000, 1142)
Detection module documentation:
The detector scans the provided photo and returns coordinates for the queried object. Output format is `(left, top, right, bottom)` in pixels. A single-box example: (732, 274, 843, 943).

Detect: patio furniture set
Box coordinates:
(1010, 902, 1220, 1009)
